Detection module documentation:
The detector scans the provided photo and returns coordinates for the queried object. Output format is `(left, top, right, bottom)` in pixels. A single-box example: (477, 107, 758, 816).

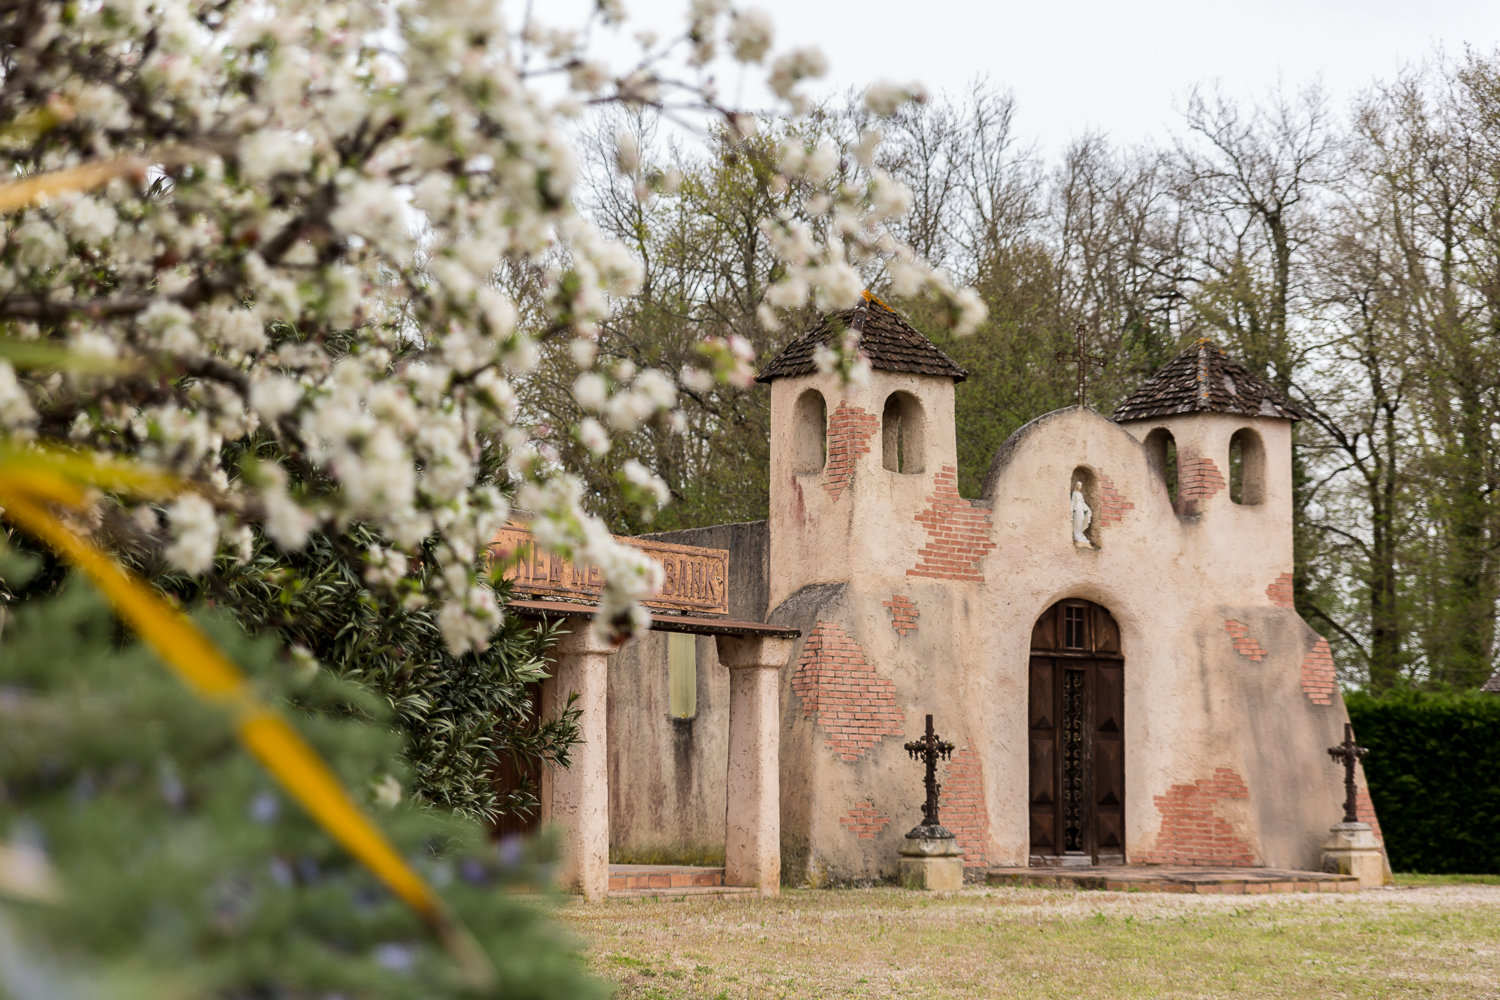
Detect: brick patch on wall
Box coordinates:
(1177, 453, 1226, 513)
(838, 800, 890, 840)
(1139, 767, 1256, 866)
(790, 621, 905, 761)
(941, 748, 989, 869)
(1355, 786, 1384, 844)
(882, 595, 919, 636)
(1224, 620, 1268, 661)
(1301, 638, 1336, 705)
(823, 402, 879, 500)
(1266, 572, 1295, 609)
(1096, 474, 1134, 527)
(908, 466, 996, 583)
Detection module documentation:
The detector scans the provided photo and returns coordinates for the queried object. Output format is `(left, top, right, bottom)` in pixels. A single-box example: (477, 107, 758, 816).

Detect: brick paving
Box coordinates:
(607, 864, 758, 898)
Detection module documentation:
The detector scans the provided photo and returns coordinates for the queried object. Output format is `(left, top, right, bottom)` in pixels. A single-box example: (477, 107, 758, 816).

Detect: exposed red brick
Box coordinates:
(1266, 572, 1295, 609)
(1139, 767, 1256, 866)
(790, 621, 905, 762)
(1301, 637, 1336, 705)
(941, 748, 989, 869)
(838, 800, 890, 840)
(882, 594, 919, 636)
(908, 466, 996, 583)
(1176, 453, 1225, 514)
(1224, 620, 1268, 662)
(1355, 786, 1384, 844)
(1095, 474, 1134, 527)
(822, 402, 879, 500)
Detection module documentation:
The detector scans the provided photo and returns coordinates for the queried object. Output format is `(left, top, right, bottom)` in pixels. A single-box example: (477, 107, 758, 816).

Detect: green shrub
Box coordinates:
(0, 580, 607, 999)
(1346, 689, 1500, 874)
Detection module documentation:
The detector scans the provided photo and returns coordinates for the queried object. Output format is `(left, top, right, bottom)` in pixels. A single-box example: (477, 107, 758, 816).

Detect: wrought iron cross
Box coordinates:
(1327, 722, 1369, 824)
(1055, 322, 1106, 407)
(904, 714, 955, 830)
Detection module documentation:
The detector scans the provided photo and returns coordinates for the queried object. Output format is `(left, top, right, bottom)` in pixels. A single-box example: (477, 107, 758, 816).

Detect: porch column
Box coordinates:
(540, 627, 620, 901)
(715, 634, 796, 897)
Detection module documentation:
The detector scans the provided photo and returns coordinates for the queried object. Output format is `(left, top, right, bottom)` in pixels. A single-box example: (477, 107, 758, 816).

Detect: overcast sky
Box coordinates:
(580, 0, 1500, 155)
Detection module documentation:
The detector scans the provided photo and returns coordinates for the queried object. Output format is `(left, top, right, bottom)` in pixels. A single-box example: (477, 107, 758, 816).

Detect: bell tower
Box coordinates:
(757, 292, 968, 608)
(1112, 338, 1303, 567)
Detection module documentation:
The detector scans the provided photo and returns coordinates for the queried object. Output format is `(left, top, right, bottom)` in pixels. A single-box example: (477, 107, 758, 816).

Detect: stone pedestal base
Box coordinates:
(1321, 822, 1388, 889)
(898, 832, 964, 891)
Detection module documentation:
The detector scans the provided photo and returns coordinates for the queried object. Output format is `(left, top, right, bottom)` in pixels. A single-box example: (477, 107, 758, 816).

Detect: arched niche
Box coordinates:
(881, 391, 925, 474)
(1229, 427, 1265, 506)
(1143, 427, 1178, 506)
(793, 388, 827, 474)
(1069, 466, 1100, 548)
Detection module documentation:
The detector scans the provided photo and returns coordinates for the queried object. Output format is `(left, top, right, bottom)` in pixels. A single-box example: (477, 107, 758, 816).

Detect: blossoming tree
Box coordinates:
(0, 0, 982, 649)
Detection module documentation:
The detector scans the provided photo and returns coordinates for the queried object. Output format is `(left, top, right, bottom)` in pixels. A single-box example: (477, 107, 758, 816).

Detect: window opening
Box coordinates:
(881, 392, 925, 474)
(1063, 605, 1086, 649)
(1145, 428, 1178, 504)
(792, 389, 827, 474)
(1228, 428, 1265, 506)
(668, 633, 697, 719)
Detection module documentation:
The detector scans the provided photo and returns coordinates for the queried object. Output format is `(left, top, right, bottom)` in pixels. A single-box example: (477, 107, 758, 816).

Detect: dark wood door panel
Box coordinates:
(1028, 600, 1126, 866)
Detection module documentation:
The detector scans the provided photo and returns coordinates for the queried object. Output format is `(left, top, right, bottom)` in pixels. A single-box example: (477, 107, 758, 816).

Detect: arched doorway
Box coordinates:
(1028, 599, 1125, 866)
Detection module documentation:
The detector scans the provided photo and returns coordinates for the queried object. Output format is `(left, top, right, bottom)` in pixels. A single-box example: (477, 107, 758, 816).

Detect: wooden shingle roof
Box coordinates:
(755, 292, 968, 384)
(1112, 339, 1302, 423)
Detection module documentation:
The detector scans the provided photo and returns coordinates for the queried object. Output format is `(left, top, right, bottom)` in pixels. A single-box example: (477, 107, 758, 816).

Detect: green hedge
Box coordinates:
(1346, 690, 1500, 874)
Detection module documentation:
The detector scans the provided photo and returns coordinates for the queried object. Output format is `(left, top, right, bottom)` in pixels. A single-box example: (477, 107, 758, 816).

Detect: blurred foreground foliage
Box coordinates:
(0, 573, 607, 1000)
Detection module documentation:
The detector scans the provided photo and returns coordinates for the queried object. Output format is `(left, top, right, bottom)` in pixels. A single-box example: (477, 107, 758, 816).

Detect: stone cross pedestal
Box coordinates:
(899, 831, 964, 891)
(1320, 822, 1386, 888)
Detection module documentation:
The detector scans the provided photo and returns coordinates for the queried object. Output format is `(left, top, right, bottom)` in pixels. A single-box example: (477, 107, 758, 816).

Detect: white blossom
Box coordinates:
(727, 8, 773, 64)
(162, 495, 219, 575)
(0, 0, 980, 653)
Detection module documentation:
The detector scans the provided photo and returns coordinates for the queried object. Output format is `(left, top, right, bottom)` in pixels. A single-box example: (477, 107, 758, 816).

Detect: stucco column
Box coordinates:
(715, 634, 796, 897)
(540, 627, 620, 901)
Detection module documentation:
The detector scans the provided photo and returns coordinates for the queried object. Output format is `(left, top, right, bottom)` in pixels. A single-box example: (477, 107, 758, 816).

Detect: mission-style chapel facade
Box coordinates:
(569, 293, 1385, 889)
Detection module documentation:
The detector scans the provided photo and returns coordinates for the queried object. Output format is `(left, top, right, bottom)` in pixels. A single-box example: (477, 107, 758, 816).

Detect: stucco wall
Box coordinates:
(605, 520, 770, 863)
(608, 373, 1382, 883)
(763, 398, 1374, 881)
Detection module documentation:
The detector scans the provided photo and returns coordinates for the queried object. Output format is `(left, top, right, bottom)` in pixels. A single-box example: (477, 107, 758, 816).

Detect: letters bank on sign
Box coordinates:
(490, 523, 730, 616)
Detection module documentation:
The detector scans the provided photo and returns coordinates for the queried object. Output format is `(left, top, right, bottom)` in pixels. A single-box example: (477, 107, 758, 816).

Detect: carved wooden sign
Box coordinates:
(489, 524, 730, 616)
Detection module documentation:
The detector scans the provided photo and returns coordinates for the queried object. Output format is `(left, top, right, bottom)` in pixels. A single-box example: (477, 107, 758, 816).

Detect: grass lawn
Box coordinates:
(561, 884, 1500, 999)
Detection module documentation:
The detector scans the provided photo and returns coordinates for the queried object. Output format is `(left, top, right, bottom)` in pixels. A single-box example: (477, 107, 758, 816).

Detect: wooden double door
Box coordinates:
(1028, 599, 1125, 865)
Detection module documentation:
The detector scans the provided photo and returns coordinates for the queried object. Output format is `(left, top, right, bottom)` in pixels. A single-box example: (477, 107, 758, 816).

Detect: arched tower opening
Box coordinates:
(792, 388, 827, 474)
(881, 391, 926, 474)
(1143, 427, 1179, 506)
(1229, 427, 1265, 506)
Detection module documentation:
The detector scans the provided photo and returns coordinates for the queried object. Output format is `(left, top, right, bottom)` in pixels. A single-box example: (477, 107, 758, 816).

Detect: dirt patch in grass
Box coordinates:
(561, 885, 1500, 999)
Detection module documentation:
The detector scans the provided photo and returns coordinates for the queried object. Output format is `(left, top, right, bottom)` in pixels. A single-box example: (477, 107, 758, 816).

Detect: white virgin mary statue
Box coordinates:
(1071, 480, 1093, 546)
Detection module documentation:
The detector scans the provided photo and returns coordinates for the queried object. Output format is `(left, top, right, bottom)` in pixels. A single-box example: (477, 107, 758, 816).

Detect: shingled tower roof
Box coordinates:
(755, 291, 968, 384)
(1112, 338, 1302, 423)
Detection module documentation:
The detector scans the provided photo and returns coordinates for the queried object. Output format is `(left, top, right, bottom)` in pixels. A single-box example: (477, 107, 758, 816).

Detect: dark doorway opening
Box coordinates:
(1028, 599, 1125, 866)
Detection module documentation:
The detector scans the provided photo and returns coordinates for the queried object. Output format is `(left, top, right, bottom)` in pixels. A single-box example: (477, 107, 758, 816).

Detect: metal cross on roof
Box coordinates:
(1327, 722, 1370, 824)
(1055, 322, 1106, 407)
(904, 714, 956, 835)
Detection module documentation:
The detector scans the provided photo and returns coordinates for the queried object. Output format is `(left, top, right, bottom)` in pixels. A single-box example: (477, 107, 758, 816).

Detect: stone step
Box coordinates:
(987, 865, 1361, 894)
(609, 884, 760, 900)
